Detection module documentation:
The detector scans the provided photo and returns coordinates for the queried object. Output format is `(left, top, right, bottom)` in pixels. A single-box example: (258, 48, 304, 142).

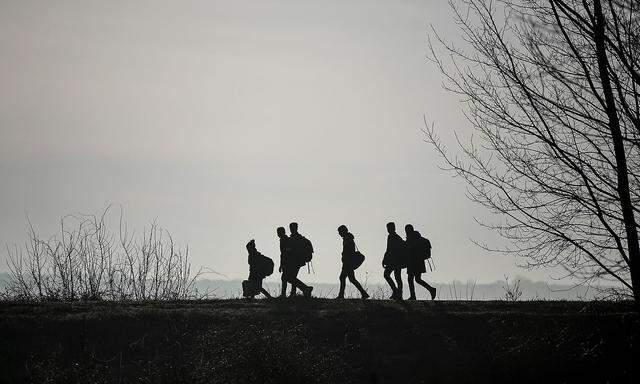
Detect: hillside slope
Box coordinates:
(1, 300, 638, 383)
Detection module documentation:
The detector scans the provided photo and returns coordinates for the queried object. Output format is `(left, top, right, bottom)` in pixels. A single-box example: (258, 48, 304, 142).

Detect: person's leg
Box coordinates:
(280, 273, 288, 297)
(289, 267, 300, 297)
(407, 272, 417, 300)
(243, 280, 253, 298)
(288, 266, 313, 297)
(383, 267, 398, 299)
(337, 269, 347, 298)
(347, 270, 369, 299)
(255, 278, 271, 298)
(260, 287, 273, 298)
(415, 273, 437, 300)
(394, 268, 403, 299)
(289, 276, 309, 291)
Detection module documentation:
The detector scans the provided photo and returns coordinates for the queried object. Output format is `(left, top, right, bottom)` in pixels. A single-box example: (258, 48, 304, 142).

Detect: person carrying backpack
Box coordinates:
(383, 222, 407, 300)
(404, 224, 436, 300)
(244, 239, 273, 299)
(287, 222, 314, 298)
(336, 225, 370, 300)
(277, 226, 312, 298)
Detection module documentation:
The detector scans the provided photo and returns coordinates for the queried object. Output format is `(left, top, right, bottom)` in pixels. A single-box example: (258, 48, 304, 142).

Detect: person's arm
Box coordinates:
(347, 237, 356, 255)
(383, 236, 392, 267)
(248, 251, 258, 268)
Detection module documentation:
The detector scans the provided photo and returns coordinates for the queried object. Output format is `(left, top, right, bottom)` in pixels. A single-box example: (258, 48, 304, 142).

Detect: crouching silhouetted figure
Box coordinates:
(277, 226, 313, 298)
(405, 225, 436, 300)
(383, 222, 406, 300)
(336, 225, 370, 300)
(243, 239, 273, 299)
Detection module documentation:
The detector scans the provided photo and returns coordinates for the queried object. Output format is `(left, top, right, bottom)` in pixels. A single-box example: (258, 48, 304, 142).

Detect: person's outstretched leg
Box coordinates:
(289, 267, 300, 297)
(383, 267, 398, 299)
(260, 287, 273, 298)
(347, 270, 369, 299)
(415, 274, 437, 300)
(407, 273, 417, 300)
(290, 276, 309, 292)
(254, 278, 271, 298)
(394, 268, 403, 300)
(337, 269, 347, 298)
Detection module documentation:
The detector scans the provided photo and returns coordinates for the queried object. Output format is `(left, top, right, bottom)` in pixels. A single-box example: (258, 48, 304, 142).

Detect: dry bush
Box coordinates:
(4, 207, 204, 301)
(502, 276, 523, 302)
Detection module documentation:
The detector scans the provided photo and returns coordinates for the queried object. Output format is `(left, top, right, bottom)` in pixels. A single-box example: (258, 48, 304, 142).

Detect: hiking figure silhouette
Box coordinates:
(383, 222, 407, 300)
(277, 226, 312, 298)
(243, 239, 273, 299)
(336, 225, 370, 300)
(287, 222, 314, 298)
(405, 224, 436, 300)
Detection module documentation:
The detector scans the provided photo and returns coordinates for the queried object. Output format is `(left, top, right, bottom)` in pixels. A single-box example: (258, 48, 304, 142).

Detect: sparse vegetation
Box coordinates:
(502, 276, 523, 302)
(4, 207, 204, 301)
(444, 279, 478, 300)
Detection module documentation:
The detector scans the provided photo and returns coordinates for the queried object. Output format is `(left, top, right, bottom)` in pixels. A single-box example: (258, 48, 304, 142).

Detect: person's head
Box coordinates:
(289, 222, 299, 234)
(337, 224, 348, 237)
(386, 222, 396, 234)
(246, 239, 256, 252)
(276, 226, 286, 238)
(404, 224, 414, 237)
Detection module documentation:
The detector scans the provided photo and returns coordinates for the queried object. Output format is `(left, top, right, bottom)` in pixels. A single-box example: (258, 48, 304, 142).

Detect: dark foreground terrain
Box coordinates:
(1, 299, 638, 383)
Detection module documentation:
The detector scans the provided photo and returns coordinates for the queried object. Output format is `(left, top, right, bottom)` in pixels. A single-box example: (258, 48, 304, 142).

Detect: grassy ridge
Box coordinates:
(1, 300, 638, 383)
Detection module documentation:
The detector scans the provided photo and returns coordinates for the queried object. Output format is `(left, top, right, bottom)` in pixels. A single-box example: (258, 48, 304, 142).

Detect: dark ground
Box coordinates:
(0, 299, 638, 383)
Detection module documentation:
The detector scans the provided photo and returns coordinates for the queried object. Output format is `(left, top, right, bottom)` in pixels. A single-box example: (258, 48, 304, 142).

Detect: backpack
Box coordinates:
(420, 237, 432, 260)
(258, 254, 274, 277)
(351, 245, 366, 270)
(299, 236, 314, 263)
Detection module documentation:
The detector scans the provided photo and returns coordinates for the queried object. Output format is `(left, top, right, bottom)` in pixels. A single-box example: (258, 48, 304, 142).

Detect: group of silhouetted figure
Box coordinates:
(243, 221, 437, 301)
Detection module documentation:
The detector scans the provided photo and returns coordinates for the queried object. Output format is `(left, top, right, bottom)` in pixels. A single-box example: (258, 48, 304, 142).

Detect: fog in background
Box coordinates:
(1, 0, 560, 284)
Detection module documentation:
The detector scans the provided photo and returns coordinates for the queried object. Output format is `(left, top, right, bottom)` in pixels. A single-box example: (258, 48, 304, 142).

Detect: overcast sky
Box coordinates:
(0, 0, 558, 284)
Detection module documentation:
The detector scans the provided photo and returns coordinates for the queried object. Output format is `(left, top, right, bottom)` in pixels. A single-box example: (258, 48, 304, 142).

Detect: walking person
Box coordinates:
(383, 222, 407, 300)
(405, 224, 437, 300)
(277, 226, 312, 298)
(244, 239, 273, 299)
(336, 225, 369, 300)
(287, 222, 314, 298)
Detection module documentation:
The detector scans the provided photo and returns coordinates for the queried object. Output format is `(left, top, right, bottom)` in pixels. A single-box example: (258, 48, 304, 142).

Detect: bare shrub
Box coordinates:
(4, 207, 204, 301)
(444, 279, 477, 300)
(502, 276, 523, 302)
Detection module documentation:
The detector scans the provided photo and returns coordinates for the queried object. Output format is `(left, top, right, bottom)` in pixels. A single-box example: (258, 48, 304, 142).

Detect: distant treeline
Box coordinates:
(0, 272, 604, 301)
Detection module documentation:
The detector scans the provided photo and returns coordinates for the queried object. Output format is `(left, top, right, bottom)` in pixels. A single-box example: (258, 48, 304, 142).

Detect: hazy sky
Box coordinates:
(0, 0, 557, 284)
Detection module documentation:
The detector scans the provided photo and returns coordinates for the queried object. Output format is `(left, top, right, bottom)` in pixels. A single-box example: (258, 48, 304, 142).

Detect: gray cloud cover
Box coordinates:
(0, 0, 553, 283)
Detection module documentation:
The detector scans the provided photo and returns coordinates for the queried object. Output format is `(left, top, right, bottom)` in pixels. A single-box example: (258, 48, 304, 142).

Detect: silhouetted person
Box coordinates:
(336, 225, 370, 300)
(287, 222, 314, 298)
(245, 239, 273, 299)
(277, 226, 312, 298)
(383, 222, 406, 300)
(405, 224, 436, 300)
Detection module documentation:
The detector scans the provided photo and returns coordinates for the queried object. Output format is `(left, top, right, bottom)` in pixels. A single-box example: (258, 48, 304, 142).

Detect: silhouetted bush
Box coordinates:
(4, 207, 203, 301)
(502, 276, 523, 302)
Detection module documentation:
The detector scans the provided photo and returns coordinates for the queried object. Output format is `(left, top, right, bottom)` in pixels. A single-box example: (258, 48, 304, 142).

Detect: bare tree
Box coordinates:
(426, 0, 640, 302)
